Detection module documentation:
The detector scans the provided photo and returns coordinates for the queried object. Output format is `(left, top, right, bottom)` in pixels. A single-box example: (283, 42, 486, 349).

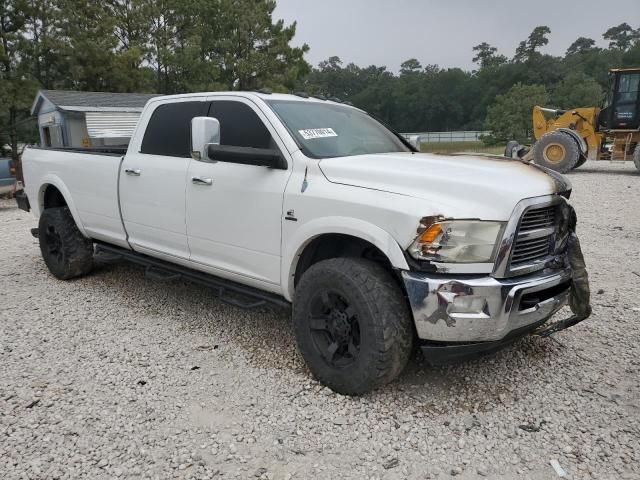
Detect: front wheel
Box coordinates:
(38, 207, 94, 280)
(292, 258, 414, 395)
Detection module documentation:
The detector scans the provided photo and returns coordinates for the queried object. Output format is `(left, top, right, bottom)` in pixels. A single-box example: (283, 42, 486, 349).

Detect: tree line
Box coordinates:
(2, 0, 640, 160)
(304, 25, 640, 143)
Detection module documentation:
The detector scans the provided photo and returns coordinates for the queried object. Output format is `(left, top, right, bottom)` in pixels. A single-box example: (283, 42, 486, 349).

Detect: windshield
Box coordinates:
(266, 100, 411, 158)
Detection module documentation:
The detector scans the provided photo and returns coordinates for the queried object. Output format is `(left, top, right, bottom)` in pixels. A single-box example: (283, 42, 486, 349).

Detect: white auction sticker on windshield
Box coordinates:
(298, 128, 338, 140)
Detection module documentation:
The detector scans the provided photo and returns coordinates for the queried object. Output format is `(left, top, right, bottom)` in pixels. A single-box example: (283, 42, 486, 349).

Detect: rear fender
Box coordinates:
(36, 174, 89, 238)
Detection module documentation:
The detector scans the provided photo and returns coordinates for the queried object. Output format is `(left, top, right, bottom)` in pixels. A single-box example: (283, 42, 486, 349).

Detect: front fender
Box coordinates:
(33, 174, 89, 238)
(281, 216, 410, 301)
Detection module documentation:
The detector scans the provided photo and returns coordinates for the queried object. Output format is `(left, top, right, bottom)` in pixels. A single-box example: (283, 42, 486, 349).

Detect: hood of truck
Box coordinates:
(318, 152, 570, 220)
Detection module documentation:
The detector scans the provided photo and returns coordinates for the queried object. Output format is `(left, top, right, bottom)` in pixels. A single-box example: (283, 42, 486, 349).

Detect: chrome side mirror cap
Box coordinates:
(191, 116, 220, 160)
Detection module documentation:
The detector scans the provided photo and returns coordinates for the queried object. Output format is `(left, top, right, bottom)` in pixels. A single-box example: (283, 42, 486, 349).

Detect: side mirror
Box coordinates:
(191, 116, 220, 160)
(208, 144, 287, 169)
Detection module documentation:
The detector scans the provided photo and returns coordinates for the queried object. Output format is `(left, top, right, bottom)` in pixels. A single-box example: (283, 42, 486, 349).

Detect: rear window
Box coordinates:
(141, 101, 207, 157)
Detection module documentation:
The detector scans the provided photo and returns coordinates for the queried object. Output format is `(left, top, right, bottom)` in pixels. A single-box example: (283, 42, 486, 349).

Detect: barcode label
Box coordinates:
(298, 128, 338, 140)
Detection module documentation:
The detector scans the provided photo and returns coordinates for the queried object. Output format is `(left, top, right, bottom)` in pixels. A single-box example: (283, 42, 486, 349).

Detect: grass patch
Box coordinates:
(420, 141, 505, 155)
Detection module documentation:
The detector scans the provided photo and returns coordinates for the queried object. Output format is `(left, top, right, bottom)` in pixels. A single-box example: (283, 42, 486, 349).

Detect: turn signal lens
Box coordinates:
(418, 224, 442, 244)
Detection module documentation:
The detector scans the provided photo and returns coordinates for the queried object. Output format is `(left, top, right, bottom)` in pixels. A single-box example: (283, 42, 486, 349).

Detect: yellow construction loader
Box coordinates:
(511, 68, 640, 173)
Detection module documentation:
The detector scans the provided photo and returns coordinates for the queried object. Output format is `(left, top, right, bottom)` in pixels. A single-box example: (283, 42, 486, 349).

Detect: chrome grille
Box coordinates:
(510, 205, 556, 267)
(518, 206, 556, 230)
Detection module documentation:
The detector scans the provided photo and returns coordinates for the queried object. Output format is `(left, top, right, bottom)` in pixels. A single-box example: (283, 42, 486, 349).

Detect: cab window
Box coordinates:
(208, 101, 274, 149)
(141, 101, 207, 157)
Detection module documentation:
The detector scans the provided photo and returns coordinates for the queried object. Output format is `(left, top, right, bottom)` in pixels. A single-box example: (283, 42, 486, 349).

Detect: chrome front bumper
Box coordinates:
(401, 267, 572, 343)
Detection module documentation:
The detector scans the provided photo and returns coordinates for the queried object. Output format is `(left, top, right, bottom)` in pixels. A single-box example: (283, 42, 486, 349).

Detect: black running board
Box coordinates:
(94, 242, 290, 310)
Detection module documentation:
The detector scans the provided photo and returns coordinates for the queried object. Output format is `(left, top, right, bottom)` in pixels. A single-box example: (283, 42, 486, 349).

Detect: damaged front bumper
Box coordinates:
(402, 267, 572, 344)
(402, 252, 590, 365)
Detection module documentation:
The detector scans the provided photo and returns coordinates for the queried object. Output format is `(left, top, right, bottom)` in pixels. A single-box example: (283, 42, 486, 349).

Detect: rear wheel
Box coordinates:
(38, 207, 93, 280)
(532, 131, 580, 173)
(292, 258, 414, 395)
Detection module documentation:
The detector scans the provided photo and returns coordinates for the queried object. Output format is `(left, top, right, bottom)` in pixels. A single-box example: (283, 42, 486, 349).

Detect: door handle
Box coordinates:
(124, 168, 141, 176)
(192, 176, 212, 185)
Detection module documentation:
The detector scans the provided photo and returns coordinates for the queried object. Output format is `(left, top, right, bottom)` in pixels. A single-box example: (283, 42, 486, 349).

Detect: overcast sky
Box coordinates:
(273, 0, 640, 72)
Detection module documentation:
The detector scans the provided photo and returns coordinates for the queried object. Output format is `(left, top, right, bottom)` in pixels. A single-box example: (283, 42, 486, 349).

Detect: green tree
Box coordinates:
(399, 58, 422, 75)
(145, 0, 212, 94)
(146, 0, 310, 93)
(350, 69, 397, 125)
(305, 57, 387, 100)
(603, 23, 639, 51)
(484, 83, 549, 143)
(472, 42, 507, 68)
(566, 37, 597, 56)
(551, 72, 603, 108)
(317, 56, 343, 72)
(57, 0, 124, 91)
(105, 0, 154, 92)
(0, 0, 38, 168)
(622, 40, 640, 66)
(212, 0, 309, 91)
(146, 0, 182, 93)
(21, 0, 66, 89)
(514, 26, 551, 62)
(305, 56, 344, 95)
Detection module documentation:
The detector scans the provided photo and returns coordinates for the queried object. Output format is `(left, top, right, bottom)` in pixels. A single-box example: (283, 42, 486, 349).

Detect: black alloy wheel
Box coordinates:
(308, 290, 361, 367)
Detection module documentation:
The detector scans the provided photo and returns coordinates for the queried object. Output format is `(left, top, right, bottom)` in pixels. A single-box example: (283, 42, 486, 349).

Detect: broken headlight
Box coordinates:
(408, 220, 505, 263)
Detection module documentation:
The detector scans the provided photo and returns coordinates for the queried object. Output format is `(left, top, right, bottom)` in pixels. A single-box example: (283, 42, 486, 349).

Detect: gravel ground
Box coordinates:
(1, 161, 639, 480)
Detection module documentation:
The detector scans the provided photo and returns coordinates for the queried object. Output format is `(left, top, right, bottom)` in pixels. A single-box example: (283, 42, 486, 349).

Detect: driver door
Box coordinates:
(185, 98, 292, 287)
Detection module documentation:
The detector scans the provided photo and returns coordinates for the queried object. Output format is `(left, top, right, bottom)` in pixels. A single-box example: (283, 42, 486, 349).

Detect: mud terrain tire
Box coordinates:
(38, 207, 93, 280)
(293, 258, 414, 395)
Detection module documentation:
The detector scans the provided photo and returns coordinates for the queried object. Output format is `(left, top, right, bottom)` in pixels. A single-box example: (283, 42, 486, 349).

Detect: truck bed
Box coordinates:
(21, 146, 128, 248)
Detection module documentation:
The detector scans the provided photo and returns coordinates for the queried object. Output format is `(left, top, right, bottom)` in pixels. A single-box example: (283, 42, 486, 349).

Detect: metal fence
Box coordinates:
(402, 130, 490, 144)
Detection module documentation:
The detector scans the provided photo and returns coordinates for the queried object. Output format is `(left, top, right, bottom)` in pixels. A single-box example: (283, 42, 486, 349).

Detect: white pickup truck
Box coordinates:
(16, 91, 591, 394)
